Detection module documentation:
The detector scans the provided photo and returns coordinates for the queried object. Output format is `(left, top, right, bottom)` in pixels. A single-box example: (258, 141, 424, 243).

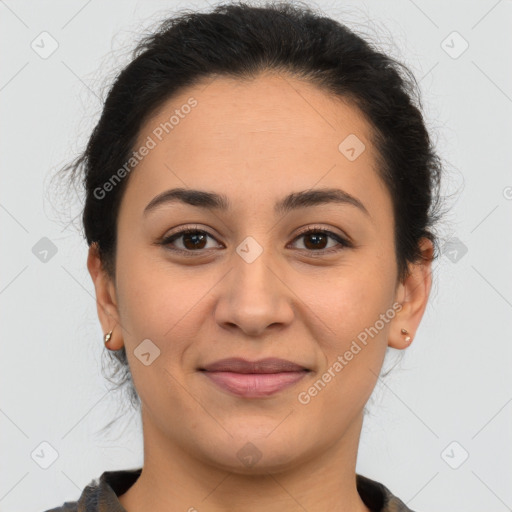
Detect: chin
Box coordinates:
(196, 430, 309, 475)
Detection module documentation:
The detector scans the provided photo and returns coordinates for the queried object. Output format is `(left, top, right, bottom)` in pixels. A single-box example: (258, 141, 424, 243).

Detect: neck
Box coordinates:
(119, 411, 370, 512)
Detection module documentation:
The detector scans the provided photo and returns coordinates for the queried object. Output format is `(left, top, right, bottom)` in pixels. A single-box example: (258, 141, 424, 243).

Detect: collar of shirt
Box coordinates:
(45, 468, 415, 512)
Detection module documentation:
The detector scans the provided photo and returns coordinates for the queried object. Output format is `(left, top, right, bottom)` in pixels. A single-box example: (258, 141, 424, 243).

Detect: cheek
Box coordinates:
(114, 242, 174, 340)
(114, 244, 218, 348)
(296, 272, 392, 424)
(302, 257, 396, 340)
(298, 254, 396, 389)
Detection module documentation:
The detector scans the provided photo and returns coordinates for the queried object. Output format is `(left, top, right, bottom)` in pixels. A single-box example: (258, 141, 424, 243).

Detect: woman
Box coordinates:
(46, 2, 443, 511)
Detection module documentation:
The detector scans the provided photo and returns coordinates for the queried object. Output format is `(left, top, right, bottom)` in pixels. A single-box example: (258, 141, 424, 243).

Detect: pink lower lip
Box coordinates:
(201, 371, 308, 397)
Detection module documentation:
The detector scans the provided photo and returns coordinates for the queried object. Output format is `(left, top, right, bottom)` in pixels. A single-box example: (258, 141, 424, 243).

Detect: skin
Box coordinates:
(88, 71, 433, 512)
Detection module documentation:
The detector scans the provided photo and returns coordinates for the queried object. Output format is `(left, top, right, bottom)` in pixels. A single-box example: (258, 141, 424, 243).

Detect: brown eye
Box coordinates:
(182, 231, 207, 250)
(161, 228, 220, 252)
(291, 228, 350, 254)
(302, 232, 329, 250)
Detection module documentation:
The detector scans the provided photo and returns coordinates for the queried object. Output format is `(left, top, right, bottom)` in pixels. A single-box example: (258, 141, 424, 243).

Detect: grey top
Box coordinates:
(43, 468, 416, 512)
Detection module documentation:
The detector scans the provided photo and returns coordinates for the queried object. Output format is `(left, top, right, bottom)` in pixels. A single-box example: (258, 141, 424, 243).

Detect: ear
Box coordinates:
(388, 237, 434, 349)
(87, 243, 124, 350)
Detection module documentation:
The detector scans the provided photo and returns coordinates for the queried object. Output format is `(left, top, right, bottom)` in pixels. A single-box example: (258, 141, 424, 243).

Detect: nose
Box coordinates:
(214, 247, 295, 337)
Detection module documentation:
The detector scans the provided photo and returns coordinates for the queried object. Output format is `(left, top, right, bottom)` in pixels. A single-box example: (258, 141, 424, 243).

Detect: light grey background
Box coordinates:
(1, 1, 511, 511)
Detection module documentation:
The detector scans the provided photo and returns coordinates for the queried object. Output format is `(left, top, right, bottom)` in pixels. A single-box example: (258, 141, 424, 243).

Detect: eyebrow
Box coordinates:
(143, 187, 370, 218)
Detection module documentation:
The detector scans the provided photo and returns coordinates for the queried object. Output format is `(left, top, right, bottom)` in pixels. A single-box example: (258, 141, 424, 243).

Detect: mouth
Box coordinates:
(198, 357, 311, 398)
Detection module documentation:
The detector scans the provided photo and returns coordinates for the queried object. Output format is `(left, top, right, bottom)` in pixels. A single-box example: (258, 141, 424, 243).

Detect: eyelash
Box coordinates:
(158, 225, 352, 257)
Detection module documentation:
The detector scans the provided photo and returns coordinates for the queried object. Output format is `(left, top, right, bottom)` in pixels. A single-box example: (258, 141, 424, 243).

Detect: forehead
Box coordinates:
(125, 72, 390, 219)
(138, 72, 374, 159)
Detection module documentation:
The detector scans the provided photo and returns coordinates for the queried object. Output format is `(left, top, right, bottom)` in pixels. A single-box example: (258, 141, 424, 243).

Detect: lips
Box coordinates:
(199, 357, 310, 398)
(199, 357, 308, 374)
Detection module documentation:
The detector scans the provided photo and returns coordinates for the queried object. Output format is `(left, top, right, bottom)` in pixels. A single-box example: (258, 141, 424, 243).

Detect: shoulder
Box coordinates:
(356, 474, 416, 512)
(41, 468, 142, 512)
(42, 502, 78, 512)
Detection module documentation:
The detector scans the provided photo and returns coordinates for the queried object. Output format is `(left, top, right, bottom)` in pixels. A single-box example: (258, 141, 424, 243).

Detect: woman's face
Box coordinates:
(90, 72, 431, 472)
